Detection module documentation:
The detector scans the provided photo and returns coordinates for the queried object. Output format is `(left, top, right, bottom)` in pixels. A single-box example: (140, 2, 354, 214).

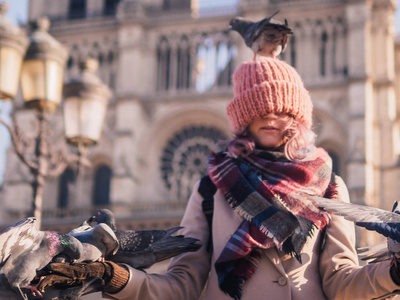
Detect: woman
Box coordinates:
(36, 57, 400, 300)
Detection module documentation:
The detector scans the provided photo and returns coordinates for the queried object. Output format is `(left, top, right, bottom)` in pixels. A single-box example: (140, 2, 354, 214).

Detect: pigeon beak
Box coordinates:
(88, 216, 96, 224)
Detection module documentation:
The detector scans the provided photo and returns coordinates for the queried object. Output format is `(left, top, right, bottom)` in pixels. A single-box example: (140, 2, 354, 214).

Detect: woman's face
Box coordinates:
(248, 113, 292, 149)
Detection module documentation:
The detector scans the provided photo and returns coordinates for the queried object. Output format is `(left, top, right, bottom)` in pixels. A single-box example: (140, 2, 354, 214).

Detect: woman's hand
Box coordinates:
(35, 261, 129, 293)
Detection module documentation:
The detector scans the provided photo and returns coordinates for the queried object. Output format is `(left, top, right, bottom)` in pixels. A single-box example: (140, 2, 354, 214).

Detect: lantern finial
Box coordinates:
(79, 58, 99, 73)
(30, 17, 50, 32)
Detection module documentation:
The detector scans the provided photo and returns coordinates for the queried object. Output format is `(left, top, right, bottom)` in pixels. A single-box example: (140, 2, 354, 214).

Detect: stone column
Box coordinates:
(346, 0, 382, 246)
(111, 12, 149, 205)
(168, 40, 178, 94)
(369, 0, 398, 212)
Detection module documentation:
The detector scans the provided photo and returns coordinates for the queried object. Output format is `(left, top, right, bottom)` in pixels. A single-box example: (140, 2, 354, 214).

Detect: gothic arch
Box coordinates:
(157, 36, 171, 91)
(58, 167, 75, 208)
(156, 30, 236, 93)
(313, 108, 347, 179)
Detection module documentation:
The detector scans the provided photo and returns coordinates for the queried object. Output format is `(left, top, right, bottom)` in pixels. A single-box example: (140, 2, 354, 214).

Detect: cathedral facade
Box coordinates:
(1, 0, 399, 247)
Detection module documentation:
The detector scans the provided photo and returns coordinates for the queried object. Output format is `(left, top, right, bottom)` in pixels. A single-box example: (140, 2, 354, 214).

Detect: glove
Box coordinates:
(36, 261, 130, 294)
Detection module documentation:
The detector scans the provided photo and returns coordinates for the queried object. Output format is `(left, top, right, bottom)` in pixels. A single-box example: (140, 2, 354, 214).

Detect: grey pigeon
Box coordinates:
(68, 221, 119, 262)
(229, 11, 293, 59)
(311, 197, 400, 264)
(0, 218, 83, 300)
(88, 209, 202, 269)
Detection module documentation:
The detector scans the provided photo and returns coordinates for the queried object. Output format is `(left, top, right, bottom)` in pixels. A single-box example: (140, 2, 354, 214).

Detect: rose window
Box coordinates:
(161, 125, 227, 201)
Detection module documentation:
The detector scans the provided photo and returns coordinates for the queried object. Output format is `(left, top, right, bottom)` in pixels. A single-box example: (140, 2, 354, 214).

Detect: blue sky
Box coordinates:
(0, 0, 28, 184)
(6, 0, 28, 25)
(1, 0, 400, 184)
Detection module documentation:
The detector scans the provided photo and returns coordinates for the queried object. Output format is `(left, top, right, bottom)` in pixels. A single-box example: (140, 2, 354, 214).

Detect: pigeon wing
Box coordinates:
(93, 223, 119, 258)
(356, 222, 400, 243)
(111, 227, 200, 269)
(312, 196, 400, 243)
(311, 196, 400, 223)
(244, 11, 284, 47)
(0, 218, 47, 288)
(0, 218, 39, 267)
(244, 17, 271, 47)
(357, 241, 390, 263)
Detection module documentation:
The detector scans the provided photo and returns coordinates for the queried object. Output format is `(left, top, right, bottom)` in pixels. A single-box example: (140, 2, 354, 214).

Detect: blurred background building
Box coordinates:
(0, 0, 399, 252)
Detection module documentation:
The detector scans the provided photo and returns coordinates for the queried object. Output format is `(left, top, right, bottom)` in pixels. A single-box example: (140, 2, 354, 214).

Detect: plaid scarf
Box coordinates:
(207, 148, 336, 300)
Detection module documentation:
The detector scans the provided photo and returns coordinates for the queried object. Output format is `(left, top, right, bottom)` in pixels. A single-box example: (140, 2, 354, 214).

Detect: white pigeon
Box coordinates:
(0, 218, 83, 299)
(68, 221, 119, 262)
(311, 197, 400, 264)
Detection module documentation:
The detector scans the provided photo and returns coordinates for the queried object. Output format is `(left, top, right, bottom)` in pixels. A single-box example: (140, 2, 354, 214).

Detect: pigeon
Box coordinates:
(311, 197, 400, 264)
(68, 221, 119, 263)
(0, 218, 83, 300)
(88, 209, 202, 269)
(229, 11, 293, 59)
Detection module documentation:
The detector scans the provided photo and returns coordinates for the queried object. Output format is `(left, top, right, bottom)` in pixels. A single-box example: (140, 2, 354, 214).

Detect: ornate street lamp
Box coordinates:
(0, 2, 28, 100)
(63, 58, 111, 148)
(15, 17, 68, 227)
(0, 9, 110, 229)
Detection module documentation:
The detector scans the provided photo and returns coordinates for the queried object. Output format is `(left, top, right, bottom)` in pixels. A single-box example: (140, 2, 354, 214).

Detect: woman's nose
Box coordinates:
(261, 113, 278, 119)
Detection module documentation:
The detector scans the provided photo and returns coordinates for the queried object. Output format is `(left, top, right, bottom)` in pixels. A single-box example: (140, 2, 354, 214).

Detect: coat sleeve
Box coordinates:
(319, 176, 400, 300)
(103, 180, 212, 300)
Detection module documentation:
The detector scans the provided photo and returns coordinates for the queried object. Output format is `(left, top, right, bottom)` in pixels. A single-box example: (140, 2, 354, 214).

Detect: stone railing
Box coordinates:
(3, 201, 188, 231)
(246, 0, 344, 8)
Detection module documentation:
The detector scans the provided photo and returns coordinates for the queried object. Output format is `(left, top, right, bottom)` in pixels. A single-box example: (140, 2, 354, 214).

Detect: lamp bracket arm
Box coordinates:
(0, 116, 38, 172)
(46, 159, 68, 177)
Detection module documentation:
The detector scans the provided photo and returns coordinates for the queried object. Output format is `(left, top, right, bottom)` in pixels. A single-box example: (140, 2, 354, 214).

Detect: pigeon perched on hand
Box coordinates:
(311, 197, 400, 264)
(0, 218, 83, 300)
(229, 11, 293, 59)
(68, 221, 119, 263)
(88, 209, 201, 269)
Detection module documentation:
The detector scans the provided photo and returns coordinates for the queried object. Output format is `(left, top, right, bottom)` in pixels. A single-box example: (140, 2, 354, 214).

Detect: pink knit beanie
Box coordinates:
(226, 57, 313, 134)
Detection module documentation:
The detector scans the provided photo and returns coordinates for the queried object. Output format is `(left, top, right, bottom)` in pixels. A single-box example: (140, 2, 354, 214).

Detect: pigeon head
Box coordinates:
(56, 234, 83, 263)
(229, 17, 253, 38)
(88, 209, 117, 231)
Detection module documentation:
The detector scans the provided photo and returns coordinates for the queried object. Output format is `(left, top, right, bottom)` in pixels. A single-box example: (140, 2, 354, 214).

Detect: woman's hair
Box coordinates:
(227, 119, 315, 161)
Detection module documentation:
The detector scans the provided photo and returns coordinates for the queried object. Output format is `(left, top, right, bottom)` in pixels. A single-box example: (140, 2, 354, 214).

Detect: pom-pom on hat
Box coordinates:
(226, 57, 313, 134)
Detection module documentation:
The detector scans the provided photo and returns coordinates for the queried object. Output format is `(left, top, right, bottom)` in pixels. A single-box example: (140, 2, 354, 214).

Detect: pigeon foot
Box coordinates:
(25, 276, 45, 297)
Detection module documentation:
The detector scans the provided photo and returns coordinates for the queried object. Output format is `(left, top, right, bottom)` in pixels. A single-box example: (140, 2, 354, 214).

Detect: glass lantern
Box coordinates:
(0, 2, 28, 100)
(63, 58, 111, 146)
(21, 17, 68, 111)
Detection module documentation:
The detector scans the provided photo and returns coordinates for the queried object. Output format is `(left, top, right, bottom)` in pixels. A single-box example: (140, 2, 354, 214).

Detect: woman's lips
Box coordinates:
(261, 126, 278, 131)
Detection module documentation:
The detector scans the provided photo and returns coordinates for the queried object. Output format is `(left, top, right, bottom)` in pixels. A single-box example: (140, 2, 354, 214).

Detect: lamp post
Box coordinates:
(0, 4, 111, 229)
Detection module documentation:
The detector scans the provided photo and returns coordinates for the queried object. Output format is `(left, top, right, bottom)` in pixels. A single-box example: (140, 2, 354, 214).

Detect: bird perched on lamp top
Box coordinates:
(229, 11, 293, 59)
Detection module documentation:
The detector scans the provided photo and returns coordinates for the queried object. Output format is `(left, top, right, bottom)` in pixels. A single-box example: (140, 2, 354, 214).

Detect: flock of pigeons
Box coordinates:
(2, 10, 399, 300)
(0, 209, 201, 300)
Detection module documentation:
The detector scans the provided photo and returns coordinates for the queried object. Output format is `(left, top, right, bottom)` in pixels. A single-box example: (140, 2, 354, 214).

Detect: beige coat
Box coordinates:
(106, 177, 400, 300)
